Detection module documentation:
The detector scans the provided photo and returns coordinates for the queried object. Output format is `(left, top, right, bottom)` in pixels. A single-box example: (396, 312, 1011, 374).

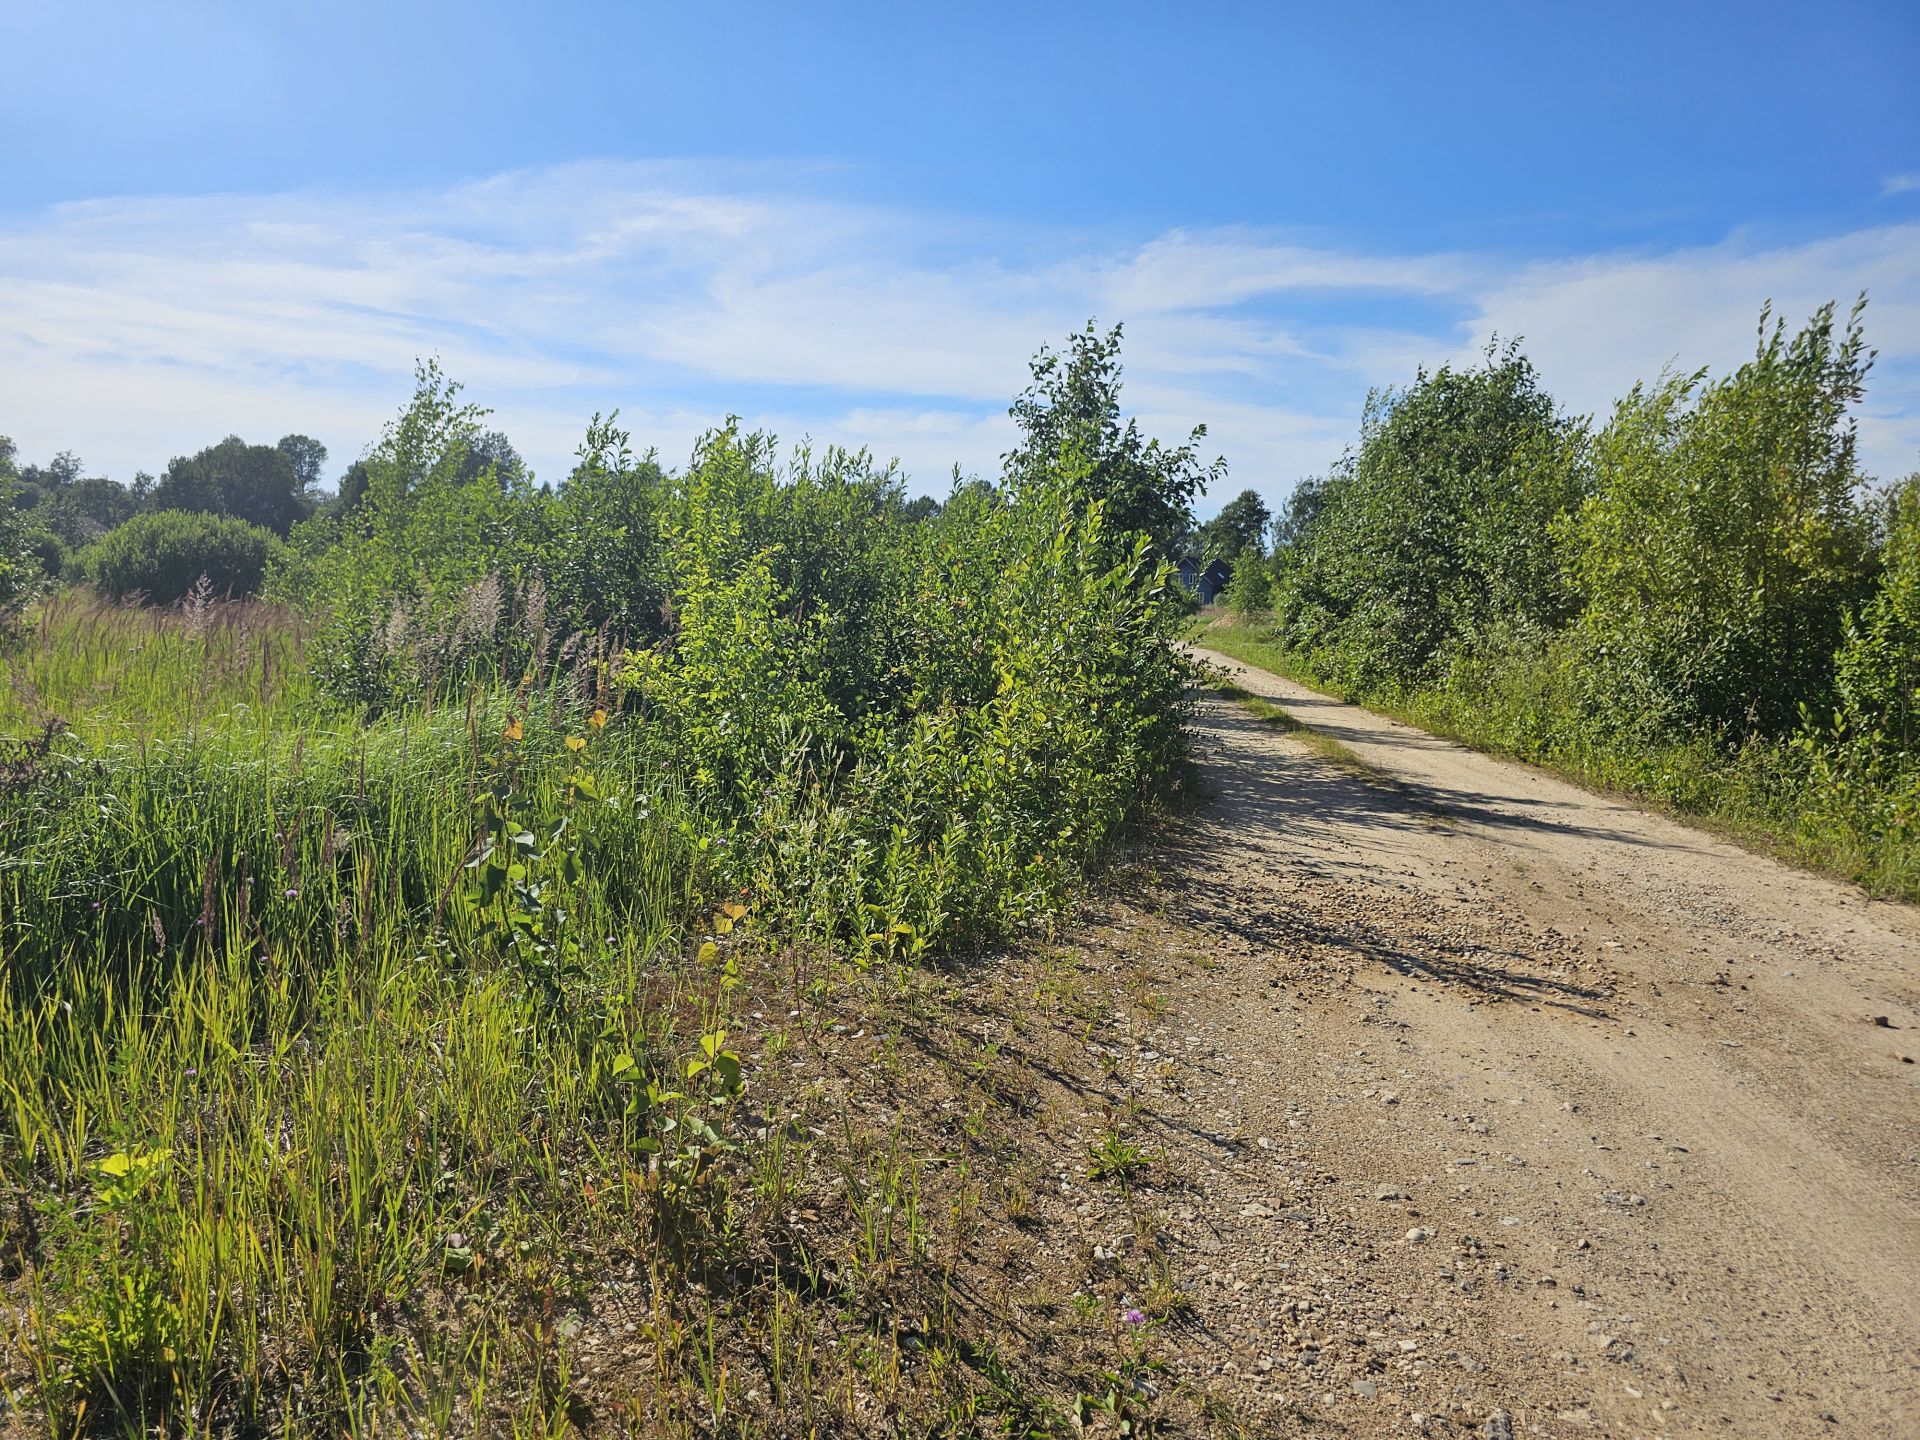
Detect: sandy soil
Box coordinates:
(1095, 650, 1920, 1438)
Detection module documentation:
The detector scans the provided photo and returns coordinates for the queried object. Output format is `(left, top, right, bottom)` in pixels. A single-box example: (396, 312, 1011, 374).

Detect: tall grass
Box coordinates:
(0, 665, 722, 1432)
(1, 591, 316, 744)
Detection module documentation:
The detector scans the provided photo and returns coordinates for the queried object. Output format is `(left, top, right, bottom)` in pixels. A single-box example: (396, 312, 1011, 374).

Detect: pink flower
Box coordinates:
(1122, 1308, 1146, 1326)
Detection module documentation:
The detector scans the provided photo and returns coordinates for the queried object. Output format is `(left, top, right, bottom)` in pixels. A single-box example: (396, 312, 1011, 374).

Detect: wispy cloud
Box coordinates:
(2, 161, 1917, 511)
(1883, 172, 1920, 198)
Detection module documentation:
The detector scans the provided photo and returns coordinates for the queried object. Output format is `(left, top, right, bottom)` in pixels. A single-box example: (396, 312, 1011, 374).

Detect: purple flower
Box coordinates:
(1122, 1308, 1146, 1326)
(283, 888, 300, 900)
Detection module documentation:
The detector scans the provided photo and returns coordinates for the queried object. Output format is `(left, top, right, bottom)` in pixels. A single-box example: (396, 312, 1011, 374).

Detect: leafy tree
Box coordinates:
(3, 446, 136, 560)
(1271, 476, 1331, 550)
(1563, 300, 1875, 736)
(268, 362, 545, 709)
(1831, 473, 1920, 750)
(461, 430, 528, 489)
(1276, 343, 1586, 687)
(1005, 321, 1224, 557)
(37, 476, 137, 547)
(1198, 488, 1270, 561)
(151, 436, 313, 535)
(276, 434, 329, 495)
(13, 450, 85, 507)
(1223, 552, 1274, 617)
(332, 460, 372, 515)
(546, 412, 671, 641)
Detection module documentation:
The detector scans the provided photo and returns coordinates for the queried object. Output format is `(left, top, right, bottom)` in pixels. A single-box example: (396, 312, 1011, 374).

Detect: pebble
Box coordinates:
(1483, 1410, 1514, 1440)
(1405, 1227, 1433, 1244)
(1352, 1379, 1378, 1398)
(1375, 1184, 1409, 1201)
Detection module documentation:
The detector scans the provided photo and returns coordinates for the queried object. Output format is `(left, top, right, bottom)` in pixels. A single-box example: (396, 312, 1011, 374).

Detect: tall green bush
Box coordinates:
(0, 436, 31, 613)
(78, 510, 282, 604)
(1835, 474, 1920, 750)
(1224, 552, 1273, 617)
(1796, 474, 1920, 865)
(269, 362, 553, 709)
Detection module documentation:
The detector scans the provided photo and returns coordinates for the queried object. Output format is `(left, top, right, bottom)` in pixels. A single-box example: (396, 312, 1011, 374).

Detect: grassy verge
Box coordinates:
(0, 589, 1210, 1436)
(1192, 613, 1920, 903)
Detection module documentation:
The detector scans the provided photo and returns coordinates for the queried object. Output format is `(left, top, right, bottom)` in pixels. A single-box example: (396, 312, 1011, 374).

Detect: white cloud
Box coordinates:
(1883, 173, 1920, 198)
(2, 162, 1918, 516)
(1458, 225, 1920, 478)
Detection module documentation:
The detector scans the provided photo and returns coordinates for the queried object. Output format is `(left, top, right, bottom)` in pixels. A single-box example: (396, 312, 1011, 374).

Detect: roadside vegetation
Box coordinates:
(1205, 299, 1920, 900)
(0, 330, 1215, 1435)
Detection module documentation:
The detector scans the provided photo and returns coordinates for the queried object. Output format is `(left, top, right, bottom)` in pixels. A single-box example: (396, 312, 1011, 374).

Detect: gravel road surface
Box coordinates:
(1116, 650, 1920, 1437)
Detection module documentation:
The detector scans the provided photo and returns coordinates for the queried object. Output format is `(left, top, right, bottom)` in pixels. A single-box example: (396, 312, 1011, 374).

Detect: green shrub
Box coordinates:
(78, 510, 282, 604)
(1224, 554, 1272, 617)
(0, 437, 31, 613)
(1562, 301, 1874, 738)
(1831, 474, 1920, 751)
(25, 524, 69, 581)
(1273, 343, 1587, 690)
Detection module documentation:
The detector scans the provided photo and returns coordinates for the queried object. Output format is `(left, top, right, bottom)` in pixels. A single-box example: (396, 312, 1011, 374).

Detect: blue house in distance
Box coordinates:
(1175, 556, 1232, 605)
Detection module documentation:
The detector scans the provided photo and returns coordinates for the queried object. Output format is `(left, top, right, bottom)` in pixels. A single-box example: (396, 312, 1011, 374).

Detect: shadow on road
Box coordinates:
(1160, 700, 1615, 1018)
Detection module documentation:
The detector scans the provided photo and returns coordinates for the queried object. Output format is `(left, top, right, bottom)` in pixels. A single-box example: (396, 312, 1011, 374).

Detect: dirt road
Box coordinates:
(1102, 650, 1920, 1437)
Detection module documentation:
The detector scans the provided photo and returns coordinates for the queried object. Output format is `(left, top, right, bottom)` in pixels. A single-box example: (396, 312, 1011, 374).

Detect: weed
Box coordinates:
(1087, 1132, 1158, 1185)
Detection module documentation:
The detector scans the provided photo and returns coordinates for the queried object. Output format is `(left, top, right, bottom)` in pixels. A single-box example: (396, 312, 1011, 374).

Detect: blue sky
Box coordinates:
(3, 0, 1918, 513)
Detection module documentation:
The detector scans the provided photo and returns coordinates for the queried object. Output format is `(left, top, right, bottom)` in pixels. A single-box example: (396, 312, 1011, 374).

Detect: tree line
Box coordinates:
(0, 424, 533, 608)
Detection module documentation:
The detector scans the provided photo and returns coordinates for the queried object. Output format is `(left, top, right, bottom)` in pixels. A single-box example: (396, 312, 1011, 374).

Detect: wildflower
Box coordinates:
(1122, 1308, 1146, 1326)
(283, 887, 299, 900)
(565, 735, 586, 753)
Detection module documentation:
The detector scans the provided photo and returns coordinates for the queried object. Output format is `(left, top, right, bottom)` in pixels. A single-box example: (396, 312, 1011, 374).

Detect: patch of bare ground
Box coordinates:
(552, 925, 1265, 1436)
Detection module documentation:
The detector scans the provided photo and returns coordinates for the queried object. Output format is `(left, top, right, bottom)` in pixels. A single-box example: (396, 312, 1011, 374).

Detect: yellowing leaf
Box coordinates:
(504, 719, 524, 742)
(696, 941, 718, 965)
(565, 735, 586, 753)
(588, 708, 608, 731)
